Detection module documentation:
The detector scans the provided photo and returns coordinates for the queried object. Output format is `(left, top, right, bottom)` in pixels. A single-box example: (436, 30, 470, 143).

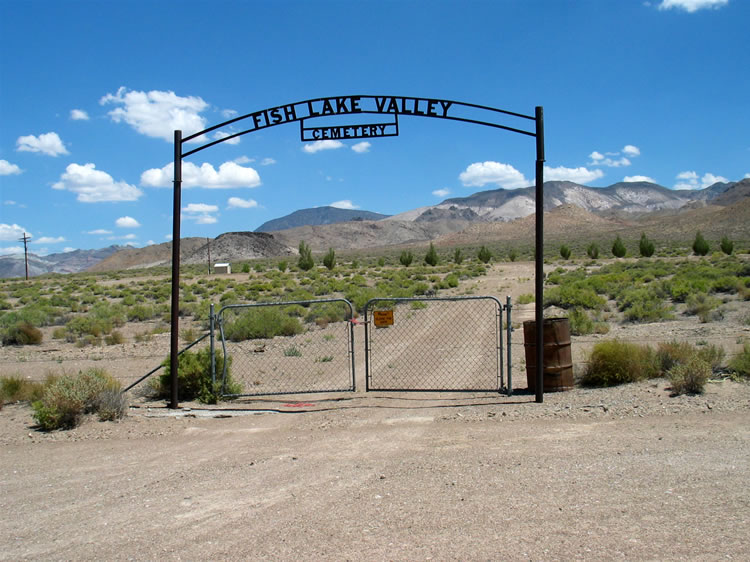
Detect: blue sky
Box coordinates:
(1, 0, 748, 256)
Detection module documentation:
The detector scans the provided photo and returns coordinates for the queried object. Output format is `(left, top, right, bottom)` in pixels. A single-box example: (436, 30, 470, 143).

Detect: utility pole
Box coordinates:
(19, 232, 31, 280)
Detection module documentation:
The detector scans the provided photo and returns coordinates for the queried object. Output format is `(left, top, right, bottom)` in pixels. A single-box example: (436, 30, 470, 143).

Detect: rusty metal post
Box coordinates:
(169, 130, 182, 409)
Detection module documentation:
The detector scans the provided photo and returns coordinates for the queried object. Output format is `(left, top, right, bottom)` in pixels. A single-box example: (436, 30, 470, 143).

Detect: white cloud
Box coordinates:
(32, 236, 66, 245)
(0, 223, 31, 241)
(0, 159, 22, 175)
(221, 108, 238, 119)
(100, 87, 209, 142)
(182, 203, 219, 224)
(213, 131, 241, 145)
(351, 142, 371, 153)
(141, 161, 261, 189)
(432, 188, 451, 198)
(544, 165, 605, 184)
(16, 132, 69, 156)
(115, 216, 141, 228)
(165, 234, 173, 241)
(330, 200, 359, 210)
(744, 173, 750, 179)
(622, 145, 641, 157)
(63, 247, 76, 253)
(183, 203, 218, 213)
(303, 140, 344, 153)
(260, 157, 276, 165)
(87, 229, 113, 235)
(234, 156, 254, 164)
(459, 161, 529, 189)
(673, 170, 728, 190)
(228, 197, 258, 209)
(70, 109, 89, 121)
(0, 246, 24, 255)
(658, 0, 728, 13)
(53, 163, 143, 202)
(623, 175, 657, 183)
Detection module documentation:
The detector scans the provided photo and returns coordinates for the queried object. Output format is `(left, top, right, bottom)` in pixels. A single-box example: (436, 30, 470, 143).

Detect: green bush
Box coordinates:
(692, 231, 709, 256)
(298, 241, 314, 271)
(223, 307, 304, 341)
(453, 248, 463, 265)
(668, 355, 711, 395)
(278, 260, 288, 272)
(508, 248, 518, 262)
(568, 307, 594, 335)
(157, 347, 239, 403)
(399, 250, 414, 267)
(684, 292, 722, 323)
(517, 293, 534, 305)
(720, 236, 734, 255)
(612, 235, 626, 258)
(729, 343, 750, 378)
(559, 244, 571, 260)
(425, 243, 439, 266)
(477, 245, 492, 264)
(1, 376, 45, 403)
(639, 233, 655, 258)
(581, 340, 659, 387)
(586, 242, 599, 260)
(32, 369, 126, 430)
(1, 323, 43, 345)
(323, 248, 336, 270)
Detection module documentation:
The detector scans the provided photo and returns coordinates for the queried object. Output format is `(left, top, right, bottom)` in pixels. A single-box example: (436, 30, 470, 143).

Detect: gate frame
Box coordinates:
(167, 96, 546, 407)
(363, 295, 506, 394)
(215, 298, 356, 398)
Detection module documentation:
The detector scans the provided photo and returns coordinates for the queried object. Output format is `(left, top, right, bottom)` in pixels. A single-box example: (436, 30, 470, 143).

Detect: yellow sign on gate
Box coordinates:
(373, 309, 394, 328)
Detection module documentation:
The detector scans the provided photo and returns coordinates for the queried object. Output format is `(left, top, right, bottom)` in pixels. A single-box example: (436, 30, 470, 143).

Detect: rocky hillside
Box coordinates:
(255, 206, 390, 232)
(0, 246, 125, 278)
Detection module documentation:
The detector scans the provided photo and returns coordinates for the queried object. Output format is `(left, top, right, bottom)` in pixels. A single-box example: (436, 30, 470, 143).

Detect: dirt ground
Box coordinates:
(2, 261, 750, 560)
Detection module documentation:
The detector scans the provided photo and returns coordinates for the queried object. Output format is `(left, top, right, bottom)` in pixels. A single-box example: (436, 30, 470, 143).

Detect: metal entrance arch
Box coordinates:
(167, 95, 546, 407)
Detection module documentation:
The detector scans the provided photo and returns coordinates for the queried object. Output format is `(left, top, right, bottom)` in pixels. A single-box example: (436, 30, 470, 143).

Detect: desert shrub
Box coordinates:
(32, 369, 125, 430)
(127, 304, 157, 322)
(399, 250, 414, 267)
(586, 242, 599, 259)
(377, 257, 386, 267)
(559, 244, 571, 260)
(477, 245, 492, 264)
(425, 243, 439, 266)
(453, 248, 463, 264)
(656, 341, 695, 373)
(729, 343, 750, 378)
(304, 302, 349, 325)
(442, 273, 459, 288)
(517, 293, 534, 305)
(278, 260, 288, 272)
(692, 231, 709, 256)
(639, 233, 655, 257)
(668, 355, 711, 395)
(580, 340, 659, 387)
(298, 241, 314, 271)
(283, 345, 302, 357)
(544, 284, 606, 311)
(568, 307, 594, 335)
(684, 292, 722, 322)
(323, 248, 336, 270)
(612, 235, 626, 258)
(0, 376, 45, 403)
(508, 248, 518, 262)
(720, 236, 734, 255)
(1, 322, 43, 345)
(223, 307, 303, 341)
(241, 263, 251, 273)
(619, 287, 673, 323)
(157, 347, 238, 404)
(104, 331, 125, 345)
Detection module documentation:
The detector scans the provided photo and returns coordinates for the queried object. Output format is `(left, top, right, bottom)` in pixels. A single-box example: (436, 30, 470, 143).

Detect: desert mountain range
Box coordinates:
(3, 179, 749, 277)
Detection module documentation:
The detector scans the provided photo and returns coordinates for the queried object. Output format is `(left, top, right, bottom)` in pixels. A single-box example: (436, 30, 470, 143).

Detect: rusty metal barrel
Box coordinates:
(523, 317, 574, 392)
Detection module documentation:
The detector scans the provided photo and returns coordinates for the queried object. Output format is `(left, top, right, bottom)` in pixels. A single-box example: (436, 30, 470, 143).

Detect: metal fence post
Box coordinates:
(498, 299, 504, 393)
(210, 303, 216, 387)
(506, 295, 513, 396)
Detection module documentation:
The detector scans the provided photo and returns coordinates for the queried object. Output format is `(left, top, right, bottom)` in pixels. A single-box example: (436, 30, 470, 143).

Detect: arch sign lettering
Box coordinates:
(168, 96, 547, 406)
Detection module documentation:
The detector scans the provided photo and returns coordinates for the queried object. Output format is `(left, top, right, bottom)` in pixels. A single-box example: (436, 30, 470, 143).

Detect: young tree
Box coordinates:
(612, 235, 626, 258)
(477, 245, 492, 264)
(559, 244, 571, 260)
(586, 242, 599, 260)
(298, 241, 314, 271)
(399, 250, 414, 267)
(692, 231, 709, 256)
(453, 248, 463, 265)
(639, 233, 655, 258)
(720, 235, 734, 255)
(508, 248, 518, 262)
(322, 247, 336, 270)
(425, 242, 439, 266)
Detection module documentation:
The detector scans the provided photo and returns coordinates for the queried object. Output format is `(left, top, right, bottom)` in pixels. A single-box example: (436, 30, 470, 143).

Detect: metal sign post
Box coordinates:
(168, 96, 545, 408)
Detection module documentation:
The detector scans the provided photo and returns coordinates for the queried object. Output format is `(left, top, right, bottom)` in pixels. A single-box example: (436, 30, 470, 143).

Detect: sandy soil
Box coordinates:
(2, 261, 750, 560)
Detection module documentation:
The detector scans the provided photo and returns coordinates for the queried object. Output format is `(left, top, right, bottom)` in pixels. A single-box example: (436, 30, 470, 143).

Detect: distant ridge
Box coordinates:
(255, 206, 390, 232)
(0, 245, 125, 279)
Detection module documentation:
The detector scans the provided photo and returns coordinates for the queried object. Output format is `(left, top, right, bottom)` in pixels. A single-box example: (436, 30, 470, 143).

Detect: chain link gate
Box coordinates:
(364, 296, 504, 392)
(216, 299, 356, 397)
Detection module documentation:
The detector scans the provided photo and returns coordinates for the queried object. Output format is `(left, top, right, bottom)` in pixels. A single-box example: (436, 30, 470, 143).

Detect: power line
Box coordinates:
(18, 232, 31, 280)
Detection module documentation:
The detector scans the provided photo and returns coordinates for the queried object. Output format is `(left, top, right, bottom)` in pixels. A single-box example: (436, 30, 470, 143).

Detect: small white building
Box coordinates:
(214, 263, 231, 274)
